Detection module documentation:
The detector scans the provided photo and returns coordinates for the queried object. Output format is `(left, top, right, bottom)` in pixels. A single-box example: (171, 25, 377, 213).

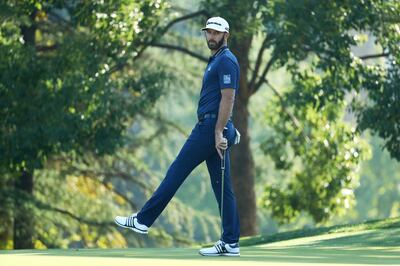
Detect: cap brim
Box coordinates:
(201, 25, 228, 33)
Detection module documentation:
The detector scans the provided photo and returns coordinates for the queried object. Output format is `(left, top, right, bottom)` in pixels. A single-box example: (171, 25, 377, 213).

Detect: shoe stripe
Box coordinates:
(214, 243, 228, 254)
(134, 218, 147, 232)
(200, 241, 240, 256)
(131, 217, 147, 233)
(221, 244, 227, 253)
(115, 215, 148, 234)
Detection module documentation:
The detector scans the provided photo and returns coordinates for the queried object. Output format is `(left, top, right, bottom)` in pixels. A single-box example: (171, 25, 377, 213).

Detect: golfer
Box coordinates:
(115, 16, 241, 256)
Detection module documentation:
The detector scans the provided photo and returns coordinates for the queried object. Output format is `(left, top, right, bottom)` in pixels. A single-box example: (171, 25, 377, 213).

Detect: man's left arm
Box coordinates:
(215, 89, 235, 158)
(215, 57, 239, 158)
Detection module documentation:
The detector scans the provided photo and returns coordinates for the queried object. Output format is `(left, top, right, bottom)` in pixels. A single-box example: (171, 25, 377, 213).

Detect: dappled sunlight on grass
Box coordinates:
(2, 222, 400, 265)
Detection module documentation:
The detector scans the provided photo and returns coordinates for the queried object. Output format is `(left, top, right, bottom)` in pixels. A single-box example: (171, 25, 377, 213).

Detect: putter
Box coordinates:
(220, 149, 225, 236)
(220, 133, 227, 236)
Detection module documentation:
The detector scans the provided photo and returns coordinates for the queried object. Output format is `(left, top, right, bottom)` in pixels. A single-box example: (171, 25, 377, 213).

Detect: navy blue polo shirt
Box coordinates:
(197, 46, 240, 117)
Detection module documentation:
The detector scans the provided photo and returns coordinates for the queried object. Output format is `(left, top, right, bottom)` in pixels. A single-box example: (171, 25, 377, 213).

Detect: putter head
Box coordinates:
(234, 128, 241, 145)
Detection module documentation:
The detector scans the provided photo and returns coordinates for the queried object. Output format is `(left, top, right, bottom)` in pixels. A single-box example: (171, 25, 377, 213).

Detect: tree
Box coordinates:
(150, 0, 400, 234)
(0, 0, 169, 248)
(257, 0, 399, 223)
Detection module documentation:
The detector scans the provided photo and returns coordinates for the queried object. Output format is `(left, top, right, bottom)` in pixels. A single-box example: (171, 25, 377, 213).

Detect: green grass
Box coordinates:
(239, 216, 400, 246)
(1, 217, 400, 266)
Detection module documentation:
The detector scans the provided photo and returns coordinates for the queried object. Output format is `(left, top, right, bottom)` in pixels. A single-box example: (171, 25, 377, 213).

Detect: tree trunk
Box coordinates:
(231, 98, 258, 236)
(13, 170, 35, 249)
(230, 36, 258, 236)
(0, 176, 13, 249)
(13, 9, 37, 249)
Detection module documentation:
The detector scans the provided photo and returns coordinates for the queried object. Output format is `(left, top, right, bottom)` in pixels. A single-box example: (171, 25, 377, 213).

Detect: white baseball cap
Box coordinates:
(201, 17, 229, 33)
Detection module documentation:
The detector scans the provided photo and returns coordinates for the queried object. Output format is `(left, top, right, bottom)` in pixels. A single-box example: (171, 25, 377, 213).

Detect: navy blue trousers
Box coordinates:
(136, 118, 240, 243)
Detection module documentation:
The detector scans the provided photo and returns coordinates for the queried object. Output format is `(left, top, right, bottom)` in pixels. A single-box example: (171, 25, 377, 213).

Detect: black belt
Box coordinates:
(198, 113, 217, 121)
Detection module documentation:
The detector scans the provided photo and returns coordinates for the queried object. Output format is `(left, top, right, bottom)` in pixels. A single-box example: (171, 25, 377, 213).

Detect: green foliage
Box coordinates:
(1, 0, 399, 248)
(30, 147, 220, 248)
(261, 95, 370, 223)
(261, 0, 400, 155)
(257, 0, 399, 223)
(354, 60, 400, 160)
(0, 0, 172, 249)
(196, 0, 399, 226)
(0, 0, 170, 172)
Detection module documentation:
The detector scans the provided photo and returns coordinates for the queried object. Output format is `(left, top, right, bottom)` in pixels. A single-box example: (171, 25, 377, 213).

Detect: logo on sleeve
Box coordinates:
(223, 74, 231, 84)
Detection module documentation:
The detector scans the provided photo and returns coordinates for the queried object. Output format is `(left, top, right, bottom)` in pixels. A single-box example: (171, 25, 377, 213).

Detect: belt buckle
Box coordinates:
(198, 113, 216, 122)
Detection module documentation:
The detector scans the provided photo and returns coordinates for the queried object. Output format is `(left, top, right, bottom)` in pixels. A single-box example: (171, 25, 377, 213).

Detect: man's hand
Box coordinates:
(215, 130, 228, 159)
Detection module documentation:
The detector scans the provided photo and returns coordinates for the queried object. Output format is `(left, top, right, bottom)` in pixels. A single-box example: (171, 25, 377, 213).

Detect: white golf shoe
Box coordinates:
(114, 213, 149, 234)
(199, 240, 240, 256)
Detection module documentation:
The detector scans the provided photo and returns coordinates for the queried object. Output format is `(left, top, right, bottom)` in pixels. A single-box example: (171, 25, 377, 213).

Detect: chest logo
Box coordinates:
(223, 74, 231, 84)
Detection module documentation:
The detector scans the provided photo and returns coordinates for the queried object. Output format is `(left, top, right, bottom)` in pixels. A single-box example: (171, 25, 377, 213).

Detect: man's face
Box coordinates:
(205, 29, 226, 50)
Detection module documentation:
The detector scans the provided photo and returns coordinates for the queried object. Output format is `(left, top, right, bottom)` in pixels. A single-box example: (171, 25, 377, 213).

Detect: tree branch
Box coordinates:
(159, 10, 208, 36)
(109, 10, 208, 74)
(150, 43, 208, 62)
(69, 165, 151, 192)
(126, 10, 209, 66)
(7, 188, 114, 227)
(252, 55, 278, 94)
(249, 35, 274, 92)
(43, 205, 115, 226)
(138, 10, 208, 57)
(359, 52, 389, 60)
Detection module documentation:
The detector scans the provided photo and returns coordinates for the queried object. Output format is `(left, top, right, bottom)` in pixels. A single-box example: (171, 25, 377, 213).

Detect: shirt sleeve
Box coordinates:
(217, 57, 239, 90)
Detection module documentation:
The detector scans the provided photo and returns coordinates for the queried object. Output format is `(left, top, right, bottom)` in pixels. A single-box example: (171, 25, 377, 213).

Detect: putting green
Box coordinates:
(1, 228, 399, 266)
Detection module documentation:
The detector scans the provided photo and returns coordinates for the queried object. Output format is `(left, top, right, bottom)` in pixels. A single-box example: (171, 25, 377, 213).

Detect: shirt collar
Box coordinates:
(209, 45, 228, 61)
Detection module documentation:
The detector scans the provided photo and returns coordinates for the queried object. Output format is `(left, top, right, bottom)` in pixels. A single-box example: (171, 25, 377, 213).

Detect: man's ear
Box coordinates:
(224, 32, 230, 41)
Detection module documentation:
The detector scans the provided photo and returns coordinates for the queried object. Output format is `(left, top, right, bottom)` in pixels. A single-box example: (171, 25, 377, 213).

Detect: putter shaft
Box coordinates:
(221, 148, 225, 236)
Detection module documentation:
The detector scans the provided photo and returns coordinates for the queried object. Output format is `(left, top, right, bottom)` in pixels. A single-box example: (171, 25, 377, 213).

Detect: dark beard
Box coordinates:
(207, 36, 225, 51)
